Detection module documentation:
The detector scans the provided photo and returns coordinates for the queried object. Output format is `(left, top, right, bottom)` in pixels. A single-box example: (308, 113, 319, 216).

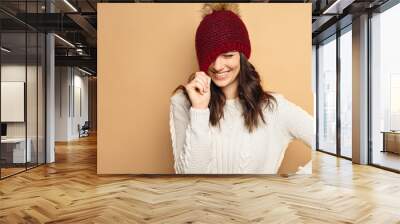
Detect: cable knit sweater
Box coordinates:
(169, 90, 314, 174)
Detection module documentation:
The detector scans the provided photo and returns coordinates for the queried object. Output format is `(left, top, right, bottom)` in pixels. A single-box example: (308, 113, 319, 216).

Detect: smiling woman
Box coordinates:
(208, 51, 240, 86)
(169, 3, 314, 174)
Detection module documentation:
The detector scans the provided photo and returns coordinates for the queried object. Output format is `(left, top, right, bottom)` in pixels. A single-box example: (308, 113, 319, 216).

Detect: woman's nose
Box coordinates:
(211, 57, 224, 72)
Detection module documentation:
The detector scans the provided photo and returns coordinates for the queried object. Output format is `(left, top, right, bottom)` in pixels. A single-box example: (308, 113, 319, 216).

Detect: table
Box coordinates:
(381, 131, 400, 154)
(1, 138, 32, 164)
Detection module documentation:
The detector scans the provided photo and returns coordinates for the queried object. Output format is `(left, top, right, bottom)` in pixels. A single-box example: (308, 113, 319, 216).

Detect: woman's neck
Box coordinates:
(222, 79, 239, 100)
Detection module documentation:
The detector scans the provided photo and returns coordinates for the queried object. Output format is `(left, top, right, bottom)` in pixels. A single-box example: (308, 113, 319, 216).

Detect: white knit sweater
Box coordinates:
(169, 90, 314, 174)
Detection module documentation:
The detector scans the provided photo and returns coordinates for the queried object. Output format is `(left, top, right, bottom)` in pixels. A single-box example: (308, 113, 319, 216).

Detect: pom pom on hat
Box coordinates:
(201, 3, 240, 18)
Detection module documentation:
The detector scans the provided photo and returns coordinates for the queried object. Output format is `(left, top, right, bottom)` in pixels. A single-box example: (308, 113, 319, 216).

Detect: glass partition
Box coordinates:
(38, 32, 45, 165)
(0, 1, 46, 179)
(27, 30, 38, 169)
(370, 3, 400, 171)
(339, 27, 352, 158)
(317, 35, 337, 155)
(1, 31, 28, 178)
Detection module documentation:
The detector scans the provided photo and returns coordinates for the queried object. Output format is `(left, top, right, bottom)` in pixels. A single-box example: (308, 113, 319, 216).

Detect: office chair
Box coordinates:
(79, 121, 90, 138)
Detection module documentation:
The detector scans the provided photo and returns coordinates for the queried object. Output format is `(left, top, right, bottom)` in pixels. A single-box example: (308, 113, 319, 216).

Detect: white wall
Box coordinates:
(72, 73, 89, 138)
(1, 82, 25, 122)
(55, 67, 89, 141)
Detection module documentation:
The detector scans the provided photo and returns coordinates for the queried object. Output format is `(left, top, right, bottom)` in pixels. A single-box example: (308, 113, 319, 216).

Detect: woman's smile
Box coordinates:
(213, 71, 230, 81)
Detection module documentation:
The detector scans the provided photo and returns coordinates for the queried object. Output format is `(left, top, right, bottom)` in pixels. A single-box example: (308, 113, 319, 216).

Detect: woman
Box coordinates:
(169, 3, 314, 174)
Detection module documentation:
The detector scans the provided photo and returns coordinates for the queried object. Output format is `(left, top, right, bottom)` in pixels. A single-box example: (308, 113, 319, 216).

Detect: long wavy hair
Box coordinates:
(173, 52, 276, 133)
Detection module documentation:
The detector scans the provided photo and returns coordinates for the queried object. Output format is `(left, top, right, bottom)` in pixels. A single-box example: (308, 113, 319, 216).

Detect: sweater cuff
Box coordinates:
(190, 107, 210, 131)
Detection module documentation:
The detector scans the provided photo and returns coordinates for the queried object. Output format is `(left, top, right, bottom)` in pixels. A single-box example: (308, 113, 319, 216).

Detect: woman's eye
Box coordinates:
(223, 54, 233, 58)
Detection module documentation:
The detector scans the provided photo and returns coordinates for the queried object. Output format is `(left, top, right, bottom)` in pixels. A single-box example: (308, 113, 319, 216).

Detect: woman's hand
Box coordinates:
(185, 72, 211, 109)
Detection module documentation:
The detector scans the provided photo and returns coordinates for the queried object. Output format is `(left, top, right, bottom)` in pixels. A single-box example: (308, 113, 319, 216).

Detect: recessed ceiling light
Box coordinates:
(54, 34, 75, 48)
(322, 0, 354, 15)
(1, 47, 11, 53)
(77, 67, 93, 76)
(63, 0, 78, 12)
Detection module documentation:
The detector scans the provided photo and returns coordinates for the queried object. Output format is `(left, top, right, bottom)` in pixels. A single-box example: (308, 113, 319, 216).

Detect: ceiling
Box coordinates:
(0, 0, 394, 75)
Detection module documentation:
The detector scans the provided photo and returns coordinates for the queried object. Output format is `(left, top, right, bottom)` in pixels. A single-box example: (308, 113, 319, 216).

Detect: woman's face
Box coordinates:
(207, 51, 240, 88)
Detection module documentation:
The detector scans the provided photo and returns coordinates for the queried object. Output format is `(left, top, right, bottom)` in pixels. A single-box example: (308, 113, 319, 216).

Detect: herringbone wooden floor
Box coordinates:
(1, 134, 400, 224)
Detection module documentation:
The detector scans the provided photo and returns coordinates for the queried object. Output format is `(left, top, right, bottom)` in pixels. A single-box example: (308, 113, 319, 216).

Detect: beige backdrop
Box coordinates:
(97, 3, 312, 174)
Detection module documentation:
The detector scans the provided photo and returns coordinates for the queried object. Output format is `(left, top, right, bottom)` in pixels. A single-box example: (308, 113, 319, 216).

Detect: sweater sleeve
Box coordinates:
(278, 95, 315, 150)
(277, 95, 315, 175)
(169, 93, 214, 174)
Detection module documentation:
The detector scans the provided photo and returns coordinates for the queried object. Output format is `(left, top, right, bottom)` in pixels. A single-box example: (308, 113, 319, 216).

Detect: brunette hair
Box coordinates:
(173, 53, 276, 133)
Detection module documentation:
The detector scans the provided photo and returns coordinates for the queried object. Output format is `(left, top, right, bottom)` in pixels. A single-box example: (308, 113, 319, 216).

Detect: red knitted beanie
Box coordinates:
(195, 4, 251, 72)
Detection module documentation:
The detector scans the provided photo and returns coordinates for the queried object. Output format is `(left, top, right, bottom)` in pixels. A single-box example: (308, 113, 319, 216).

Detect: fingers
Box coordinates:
(185, 72, 211, 95)
(185, 81, 204, 95)
(195, 72, 211, 92)
(195, 77, 207, 93)
(193, 81, 206, 95)
(197, 71, 211, 84)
